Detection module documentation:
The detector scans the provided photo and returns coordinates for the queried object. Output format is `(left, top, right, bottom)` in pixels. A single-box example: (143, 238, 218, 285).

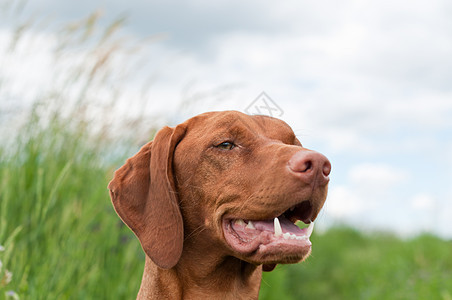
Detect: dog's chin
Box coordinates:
(222, 217, 312, 266)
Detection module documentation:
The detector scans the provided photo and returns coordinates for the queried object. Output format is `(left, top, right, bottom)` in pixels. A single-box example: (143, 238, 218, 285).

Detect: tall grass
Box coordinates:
(0, 105, 143, 299)
(0, 7, 153, 299)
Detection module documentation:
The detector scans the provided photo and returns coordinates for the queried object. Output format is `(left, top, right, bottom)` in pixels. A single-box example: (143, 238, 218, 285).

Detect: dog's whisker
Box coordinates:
(184, 224, 207, 241)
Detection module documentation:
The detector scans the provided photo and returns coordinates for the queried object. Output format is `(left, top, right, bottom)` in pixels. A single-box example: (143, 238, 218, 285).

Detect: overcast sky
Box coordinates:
(1, 0, 452, 238)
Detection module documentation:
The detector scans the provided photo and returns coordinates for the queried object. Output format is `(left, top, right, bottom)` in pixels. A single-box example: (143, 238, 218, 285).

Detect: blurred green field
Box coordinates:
(0, 106, 451, 300)
(261, 229, 452, 300)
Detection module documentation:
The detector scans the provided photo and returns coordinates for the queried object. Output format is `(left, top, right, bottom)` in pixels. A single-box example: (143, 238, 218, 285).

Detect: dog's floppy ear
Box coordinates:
(108, 125, 186, 269)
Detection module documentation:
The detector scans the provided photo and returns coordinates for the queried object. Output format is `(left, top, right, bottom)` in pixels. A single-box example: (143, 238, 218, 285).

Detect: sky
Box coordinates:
(1, 0, 451, 238)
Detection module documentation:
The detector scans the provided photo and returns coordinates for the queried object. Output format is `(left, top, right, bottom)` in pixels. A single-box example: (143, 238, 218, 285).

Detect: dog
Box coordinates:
(108, 110, 331, 299)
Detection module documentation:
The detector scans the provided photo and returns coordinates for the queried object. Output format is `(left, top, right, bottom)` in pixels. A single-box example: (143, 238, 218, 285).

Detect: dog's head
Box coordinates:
(108, 111, 330, 271)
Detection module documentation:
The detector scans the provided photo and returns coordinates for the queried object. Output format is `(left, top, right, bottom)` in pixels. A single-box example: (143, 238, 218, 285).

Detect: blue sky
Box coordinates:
(1, 0, 451, 237)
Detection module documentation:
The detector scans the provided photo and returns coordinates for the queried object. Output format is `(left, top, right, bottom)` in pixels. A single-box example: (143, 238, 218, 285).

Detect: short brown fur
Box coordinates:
(108, 111, 330, 299)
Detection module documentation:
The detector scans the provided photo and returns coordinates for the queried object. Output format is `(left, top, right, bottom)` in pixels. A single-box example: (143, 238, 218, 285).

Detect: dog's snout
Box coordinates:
(288, 150, 331, 185)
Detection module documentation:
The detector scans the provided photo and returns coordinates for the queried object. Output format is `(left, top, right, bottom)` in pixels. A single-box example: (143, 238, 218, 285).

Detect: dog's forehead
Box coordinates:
(183, 111, 296, 142)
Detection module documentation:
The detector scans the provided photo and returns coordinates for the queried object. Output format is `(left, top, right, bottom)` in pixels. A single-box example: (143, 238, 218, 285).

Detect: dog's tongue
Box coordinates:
(253, 215, 305, 236)
(224, 215, 314, 267)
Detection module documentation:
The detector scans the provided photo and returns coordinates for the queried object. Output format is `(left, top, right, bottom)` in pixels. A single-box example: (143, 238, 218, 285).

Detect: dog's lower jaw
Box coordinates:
(137, 255, 262, 300)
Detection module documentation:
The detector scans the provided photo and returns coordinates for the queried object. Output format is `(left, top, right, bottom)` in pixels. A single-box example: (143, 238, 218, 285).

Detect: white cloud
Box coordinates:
(348, 163, 409, 189)
(324, 185, 374, 219)
(0, 29, 55, 102)
(411, 194, 436, 210)
(324, 163, 408, 221)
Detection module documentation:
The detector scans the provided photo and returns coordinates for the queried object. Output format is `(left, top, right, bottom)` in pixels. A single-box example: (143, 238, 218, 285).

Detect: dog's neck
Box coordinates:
(137, 253, 262, 299)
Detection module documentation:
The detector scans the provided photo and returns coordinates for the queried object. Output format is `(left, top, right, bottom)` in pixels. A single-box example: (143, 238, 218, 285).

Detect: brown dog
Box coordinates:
(108, 111, 330, 299)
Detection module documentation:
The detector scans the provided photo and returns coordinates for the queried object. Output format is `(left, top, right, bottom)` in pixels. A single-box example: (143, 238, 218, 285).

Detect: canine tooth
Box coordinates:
(274, 217, 282, 236)
(235, 219, 246, 226)
(246, 220, 255, 229)
(306, 222, 315, 237)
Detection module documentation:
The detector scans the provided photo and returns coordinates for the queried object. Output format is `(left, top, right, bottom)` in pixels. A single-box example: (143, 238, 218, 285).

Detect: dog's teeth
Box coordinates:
(246, 220, 255, 229)
(274, 217, 282, 236)
(306, 221, 314, 237)
(235, 219, 246, 226)
(283, 233, 290, 239)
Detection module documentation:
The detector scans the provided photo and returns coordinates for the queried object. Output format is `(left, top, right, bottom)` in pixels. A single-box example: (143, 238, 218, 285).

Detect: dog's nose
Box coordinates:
(288, 150, 331, 186)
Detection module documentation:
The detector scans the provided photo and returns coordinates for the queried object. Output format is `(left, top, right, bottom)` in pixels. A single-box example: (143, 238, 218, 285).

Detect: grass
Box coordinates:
(0, 9, 149, 298)
(0, 107, 144, 299)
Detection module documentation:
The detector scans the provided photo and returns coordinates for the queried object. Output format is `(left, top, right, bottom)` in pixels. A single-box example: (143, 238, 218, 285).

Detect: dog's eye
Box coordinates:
(216, 141, 235, 150)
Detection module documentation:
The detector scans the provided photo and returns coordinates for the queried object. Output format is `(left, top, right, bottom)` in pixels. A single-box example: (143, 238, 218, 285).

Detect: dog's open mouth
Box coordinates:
(222, 200, 315, 265)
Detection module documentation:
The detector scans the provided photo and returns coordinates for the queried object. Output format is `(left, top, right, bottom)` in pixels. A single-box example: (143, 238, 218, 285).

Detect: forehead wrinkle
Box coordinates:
(182, 111, 295, 144)
(206, 115, 262, 139)
(251, 115, 296, 143)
